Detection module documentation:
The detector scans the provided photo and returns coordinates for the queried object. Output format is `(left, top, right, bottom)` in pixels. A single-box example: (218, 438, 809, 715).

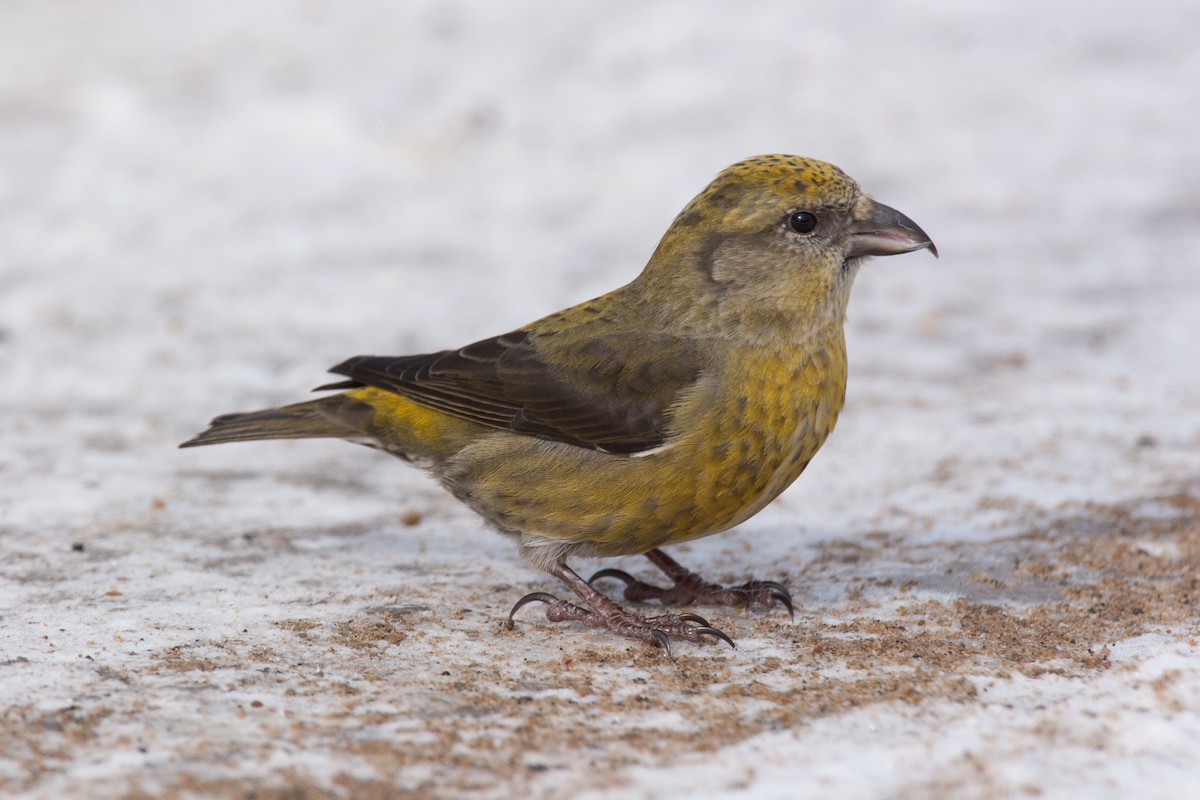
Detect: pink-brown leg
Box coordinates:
(589, 548, 794, 616)
(509, 562, 735, 655)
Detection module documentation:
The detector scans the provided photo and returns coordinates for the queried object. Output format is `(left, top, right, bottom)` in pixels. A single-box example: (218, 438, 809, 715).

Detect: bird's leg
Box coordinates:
(509, 562, 734, 655)
(589, 548, 793, 616)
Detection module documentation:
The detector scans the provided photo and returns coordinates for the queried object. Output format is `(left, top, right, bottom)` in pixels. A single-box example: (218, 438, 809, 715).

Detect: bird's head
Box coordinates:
(642, 155, 936, 329)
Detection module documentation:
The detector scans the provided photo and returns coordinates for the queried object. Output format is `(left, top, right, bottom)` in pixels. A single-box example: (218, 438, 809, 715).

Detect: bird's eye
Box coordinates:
(787, 211, 818, 234)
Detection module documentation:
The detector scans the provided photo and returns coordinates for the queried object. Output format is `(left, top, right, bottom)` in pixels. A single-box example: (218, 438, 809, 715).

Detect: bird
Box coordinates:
(181, 154, 936, 653)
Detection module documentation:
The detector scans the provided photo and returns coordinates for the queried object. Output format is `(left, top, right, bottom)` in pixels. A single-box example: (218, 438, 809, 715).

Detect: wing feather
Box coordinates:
(325, 329, 705, 453)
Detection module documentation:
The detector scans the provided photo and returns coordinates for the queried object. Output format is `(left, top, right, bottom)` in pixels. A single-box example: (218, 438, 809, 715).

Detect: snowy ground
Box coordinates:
(3, 2, 1200, 798)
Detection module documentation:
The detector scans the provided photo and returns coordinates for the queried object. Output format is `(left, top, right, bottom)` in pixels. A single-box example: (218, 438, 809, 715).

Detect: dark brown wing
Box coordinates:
(323, 329, 706, 454)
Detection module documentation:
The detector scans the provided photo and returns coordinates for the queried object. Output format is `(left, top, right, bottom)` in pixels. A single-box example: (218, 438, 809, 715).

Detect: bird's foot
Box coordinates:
(589, 548, 794, 617)
(508, 567, 735, 655)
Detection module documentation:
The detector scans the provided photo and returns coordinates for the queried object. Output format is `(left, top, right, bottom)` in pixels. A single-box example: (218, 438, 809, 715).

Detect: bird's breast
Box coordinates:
(676, 338, 848, 535)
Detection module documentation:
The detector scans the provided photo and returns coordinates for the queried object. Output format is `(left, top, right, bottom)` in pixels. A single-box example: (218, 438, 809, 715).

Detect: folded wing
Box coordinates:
(323, 329, 706, 454)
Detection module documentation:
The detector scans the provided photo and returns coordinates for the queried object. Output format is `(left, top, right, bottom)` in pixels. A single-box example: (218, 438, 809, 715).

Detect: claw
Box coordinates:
(694, 626, 736, 649)
(737, 581, 795, 618)
(768, 587, 795, 619)
(509, 591, 561, 619)
(587, 568, 636, 586)
(678, 612, 712, 627)
(651, 629, 672, 657)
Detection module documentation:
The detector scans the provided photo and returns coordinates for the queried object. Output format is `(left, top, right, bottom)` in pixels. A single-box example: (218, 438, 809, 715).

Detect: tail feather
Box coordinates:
(179, 395, 373, 448)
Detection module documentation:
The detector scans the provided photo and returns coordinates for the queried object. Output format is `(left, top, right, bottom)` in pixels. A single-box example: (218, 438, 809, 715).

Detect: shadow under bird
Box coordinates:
(182, 155, 937, 653)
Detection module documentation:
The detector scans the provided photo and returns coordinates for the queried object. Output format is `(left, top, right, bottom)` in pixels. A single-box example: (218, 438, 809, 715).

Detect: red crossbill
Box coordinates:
(182, 155, 936, 653)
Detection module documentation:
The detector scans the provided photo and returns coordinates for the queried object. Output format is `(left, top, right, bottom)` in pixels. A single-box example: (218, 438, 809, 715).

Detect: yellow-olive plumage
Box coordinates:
(182, 155, 936, 651)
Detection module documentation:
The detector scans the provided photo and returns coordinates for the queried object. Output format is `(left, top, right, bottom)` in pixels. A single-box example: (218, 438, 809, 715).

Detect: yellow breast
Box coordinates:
(679, 336, 847, 536)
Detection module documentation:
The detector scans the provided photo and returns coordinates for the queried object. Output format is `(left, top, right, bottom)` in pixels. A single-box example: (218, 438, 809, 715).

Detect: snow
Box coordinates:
(3, 1, 1200, 798)
(580, 636, 1200, 800)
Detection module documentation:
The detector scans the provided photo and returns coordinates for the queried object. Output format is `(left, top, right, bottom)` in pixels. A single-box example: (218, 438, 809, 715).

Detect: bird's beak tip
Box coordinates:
(848, 200, 936, 261)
